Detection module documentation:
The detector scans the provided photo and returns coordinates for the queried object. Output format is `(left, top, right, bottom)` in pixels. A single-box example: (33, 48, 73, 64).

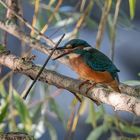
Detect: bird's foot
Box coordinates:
(79, 80, 90, 91)
(79, 80, 101, 105)
(79, 80, 96, 94)
(85, 81, 96, 95)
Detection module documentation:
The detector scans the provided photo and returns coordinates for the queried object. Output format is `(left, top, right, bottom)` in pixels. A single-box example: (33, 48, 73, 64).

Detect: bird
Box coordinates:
(54, 39, 120, 92)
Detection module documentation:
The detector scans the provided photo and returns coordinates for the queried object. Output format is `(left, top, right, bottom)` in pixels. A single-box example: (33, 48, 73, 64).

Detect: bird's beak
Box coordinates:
(50, 46, 74, 60)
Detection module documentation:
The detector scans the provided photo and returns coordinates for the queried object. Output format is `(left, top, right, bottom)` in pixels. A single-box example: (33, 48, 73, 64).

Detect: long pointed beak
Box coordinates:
(54, 49, 74, 60)
(50, 46, 73, 60)
(53, 51, 71, 60)
(49, 46, 75, 60)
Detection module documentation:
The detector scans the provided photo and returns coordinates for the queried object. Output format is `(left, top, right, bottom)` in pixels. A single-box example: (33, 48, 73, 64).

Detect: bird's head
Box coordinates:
(54, 39, 91, 60)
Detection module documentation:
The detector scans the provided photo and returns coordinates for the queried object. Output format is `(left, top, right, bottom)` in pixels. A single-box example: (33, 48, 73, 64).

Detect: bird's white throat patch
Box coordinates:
(67, 53, 80, 59)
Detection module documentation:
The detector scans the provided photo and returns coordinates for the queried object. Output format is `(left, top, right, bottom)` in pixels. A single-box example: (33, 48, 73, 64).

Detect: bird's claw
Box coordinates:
(79, 80, 96, 94)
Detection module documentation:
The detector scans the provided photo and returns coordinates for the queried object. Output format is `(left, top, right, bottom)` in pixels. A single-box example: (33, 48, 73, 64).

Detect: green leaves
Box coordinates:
(86, 102, 97, 128)
(87, 122, 109, 140)
(48, 98, 64, 122)
(123, 80, 140, 86)
(45, 121, 58, 140)
(0, 83, 8, 97)
(129, 0, 136, 19)
(119, 122, 140, 135)
(13, 90, 32, 132)
(0, 98, 9, 123)
(0, 83, 10, 125)
(0, 44, 6, 53)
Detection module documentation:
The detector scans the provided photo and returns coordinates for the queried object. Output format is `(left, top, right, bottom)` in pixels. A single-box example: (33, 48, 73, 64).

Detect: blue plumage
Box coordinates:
(55, 39, 120, 91)
(71, 41, 120, 80)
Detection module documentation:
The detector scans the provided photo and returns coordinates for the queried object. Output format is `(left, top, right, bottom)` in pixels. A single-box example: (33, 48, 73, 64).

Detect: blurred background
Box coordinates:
(0, 0, 140, 140)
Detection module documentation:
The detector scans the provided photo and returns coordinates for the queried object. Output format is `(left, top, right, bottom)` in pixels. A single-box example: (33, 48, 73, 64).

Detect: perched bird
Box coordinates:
(54, 39, 120, 92)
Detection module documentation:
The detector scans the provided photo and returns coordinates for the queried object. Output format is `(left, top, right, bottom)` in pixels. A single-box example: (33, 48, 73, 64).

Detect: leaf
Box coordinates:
(0, 99, 9, 123)
(86, 17, 98, 29)
(31, 0, 40, 36)
(71, 100, 87, 132)
(129, 0, 136, 19)
(32, 103, 43, 123)
(36, 10, 46, 31)
(0, 89, 11, 123)
(45, 121, 57, 140)
(55, 18, 75, 27)
(70, 97, 79, 108)
(13, 90, 32, 132)
(109, 132, 118, 140)
(0, 44, 6, 53)
(123, 80, 140, 86)
(86, 102, 97, 128)
(87, 123, 109, 140)
(33, 120, 45, 139)
(119, 122, 140, 135)
(48, 98, 64, 122)
(0, 4, 6, 20)
(96, 105, 105, 121)
(86, 103, 105, 128)
(0, 83, 7, 97)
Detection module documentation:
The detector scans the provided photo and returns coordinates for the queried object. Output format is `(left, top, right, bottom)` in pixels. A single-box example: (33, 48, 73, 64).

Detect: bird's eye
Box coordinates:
(65, 44, 72, 48)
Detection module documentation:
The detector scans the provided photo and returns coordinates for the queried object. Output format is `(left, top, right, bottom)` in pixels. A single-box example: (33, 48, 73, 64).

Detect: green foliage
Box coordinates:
(48, 98, 64, 122)
(86, 104, 105, 128)
(13, 90, 32, 132)
(129, 0, 136, 19)
(87, 122, 110, 140)
(0, 3, 6, 20)
(123, 80, 140, 86)
(0, 0, 139, 140)
(86, 102, 97, 128)
(0, 77, 64, 139)
(119, 122, 140, 135)
(45, 121, 58, 140)
(0, 96, 9, 124)
(0, 44, 6, 53)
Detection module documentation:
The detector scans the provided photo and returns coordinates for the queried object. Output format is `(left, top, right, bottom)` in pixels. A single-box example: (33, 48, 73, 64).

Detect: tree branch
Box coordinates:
(0, 20, 69, 64)
(1, 53, 140, 116)
(23, 33, 65, 99)
(0, 0, 55, 46)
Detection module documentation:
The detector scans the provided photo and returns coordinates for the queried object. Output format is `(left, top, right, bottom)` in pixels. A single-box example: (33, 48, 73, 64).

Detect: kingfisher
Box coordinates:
(54, 39, 120, 92)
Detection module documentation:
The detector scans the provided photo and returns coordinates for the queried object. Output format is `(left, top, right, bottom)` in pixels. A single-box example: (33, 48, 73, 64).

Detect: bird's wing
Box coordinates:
(82, 48, 120, 78)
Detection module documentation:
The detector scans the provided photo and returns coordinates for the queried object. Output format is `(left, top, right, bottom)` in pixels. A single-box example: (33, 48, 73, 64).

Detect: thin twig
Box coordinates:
(64, 105, 77, 140)
(95, 0, 112, 49)
(27, 0, 40, 56)
(31, 0, 40, 36)
(0, 20, 69, 65)
(67, 99, 85, 140)
(23, 33, 65, 99)
(71, 0, 94, 39)
(37, 0, 63, 39)
(110, 0, 121, 61)
(5, 0, 19, 21)
(0, 0, 55, 47)
(70, 100, 85, 139)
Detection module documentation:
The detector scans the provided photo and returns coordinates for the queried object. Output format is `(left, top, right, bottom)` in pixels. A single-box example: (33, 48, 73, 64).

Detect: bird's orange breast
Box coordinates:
(69, 56, 113, 82)
(69, 56, 120, 92)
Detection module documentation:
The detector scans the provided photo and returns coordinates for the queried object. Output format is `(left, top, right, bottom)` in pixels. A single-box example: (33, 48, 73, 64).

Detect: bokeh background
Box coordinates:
(0, 0, 140, 140)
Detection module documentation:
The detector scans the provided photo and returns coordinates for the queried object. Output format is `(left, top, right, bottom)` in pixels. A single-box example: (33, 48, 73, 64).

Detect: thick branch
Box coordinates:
(0, 53, 140, 116)
(0, 20, 69, 64)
